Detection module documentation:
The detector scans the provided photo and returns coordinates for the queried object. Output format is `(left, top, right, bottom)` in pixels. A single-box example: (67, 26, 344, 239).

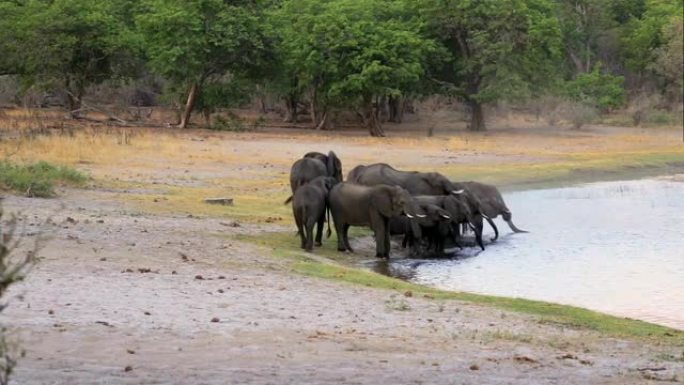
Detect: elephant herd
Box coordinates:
(285, 150, 527, 259)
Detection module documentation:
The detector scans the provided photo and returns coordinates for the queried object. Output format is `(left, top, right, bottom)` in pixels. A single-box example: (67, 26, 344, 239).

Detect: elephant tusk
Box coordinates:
(451, 189, 464, 194)
(440, 214, 451, 219)
(405, 213, 415, 218)
(481, 214, 490, 219)
(416, 214, 427, 218)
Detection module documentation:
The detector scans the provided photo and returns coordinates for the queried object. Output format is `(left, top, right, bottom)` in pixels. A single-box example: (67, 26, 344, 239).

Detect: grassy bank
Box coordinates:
(0, 160, 88, 197)
(239, 231, 684, 344)
(119, 148, 684, 223)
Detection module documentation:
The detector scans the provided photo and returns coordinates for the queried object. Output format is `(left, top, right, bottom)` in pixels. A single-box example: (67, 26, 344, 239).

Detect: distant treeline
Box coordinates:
(0, 0, 681, 135)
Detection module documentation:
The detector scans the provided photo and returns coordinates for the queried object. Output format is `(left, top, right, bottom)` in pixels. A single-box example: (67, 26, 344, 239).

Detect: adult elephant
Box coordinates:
(347, 163, 463, 196)
(413, 194, 485, 250)
(329, 183, 423, 258)
(304, 151, 343, 183)
(452, 181, 527, 241)
(284, 151, 343, 204)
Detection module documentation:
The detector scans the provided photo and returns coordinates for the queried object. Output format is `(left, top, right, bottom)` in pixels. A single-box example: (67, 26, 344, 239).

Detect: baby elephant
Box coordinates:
(292, 176, 336, 252)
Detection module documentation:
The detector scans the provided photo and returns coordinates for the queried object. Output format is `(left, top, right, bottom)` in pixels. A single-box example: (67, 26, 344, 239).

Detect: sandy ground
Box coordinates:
(1, 120, 683, 384)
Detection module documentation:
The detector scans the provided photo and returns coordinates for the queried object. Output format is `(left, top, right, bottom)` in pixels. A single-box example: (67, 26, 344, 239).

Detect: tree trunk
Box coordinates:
(283, 95, 298, 123)
(315, 110, 327, 130)
(364, 98, 385, 137)
(388, 95, 404, 123)
(178, 82, 199, 129)
(65, 79, 84, 119)
(309, 87, 317, 128)
(467, 100, 486, 132)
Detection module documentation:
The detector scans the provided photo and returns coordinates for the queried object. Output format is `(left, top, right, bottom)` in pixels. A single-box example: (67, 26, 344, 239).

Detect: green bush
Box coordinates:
(645, 110, 675, 125)
(563, 66, 626, 111)
(0, 160, 88, 197)
(211, 113, 248, 132)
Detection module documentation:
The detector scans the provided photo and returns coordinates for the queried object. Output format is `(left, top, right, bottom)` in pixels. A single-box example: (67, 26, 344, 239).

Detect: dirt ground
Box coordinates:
(1, 115, 684, 384)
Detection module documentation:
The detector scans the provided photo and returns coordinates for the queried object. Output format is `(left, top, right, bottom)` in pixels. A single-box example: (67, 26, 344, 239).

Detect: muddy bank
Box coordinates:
(2, 191, 683, 385)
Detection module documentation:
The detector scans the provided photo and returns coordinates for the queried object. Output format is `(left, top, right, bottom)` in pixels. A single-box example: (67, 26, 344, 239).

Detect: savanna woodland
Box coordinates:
(0, 1, 683, 384)
(0, 0, 682, 134)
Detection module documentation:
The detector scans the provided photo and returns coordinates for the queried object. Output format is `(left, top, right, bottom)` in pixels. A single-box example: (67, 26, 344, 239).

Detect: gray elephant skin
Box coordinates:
(389, 203, 453, 257)
(452, 181, 527, 241)
(347, 163, 461, 195)
(292, 176, 336, 252)
(413, 194, 485, 251)
(304, 151, 343, 183)
(285, 151, 343, 204)
(329, 183, 420, 258)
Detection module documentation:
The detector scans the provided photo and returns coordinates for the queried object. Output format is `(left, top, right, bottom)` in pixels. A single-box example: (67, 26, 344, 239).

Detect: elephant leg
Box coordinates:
(315, 213, 325, 246)
(335, 219, 346, 252)
(305, 218, 315, 252)
(472, 215, 485, 251)
(370, 211, 387, 258)
(486, 216, 499, 242)
(383, 219, 391, 258)
(295, 210, 306, 249)
(342, 224, 354, 253)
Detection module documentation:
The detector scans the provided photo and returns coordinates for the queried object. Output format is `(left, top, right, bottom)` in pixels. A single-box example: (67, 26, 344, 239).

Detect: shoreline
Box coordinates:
(2, 123, 683, 383)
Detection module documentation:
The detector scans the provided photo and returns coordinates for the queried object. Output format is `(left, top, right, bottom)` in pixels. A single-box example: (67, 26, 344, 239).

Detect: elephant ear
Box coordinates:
(371, 188, 394, 218)
(327, 151, 342, 182)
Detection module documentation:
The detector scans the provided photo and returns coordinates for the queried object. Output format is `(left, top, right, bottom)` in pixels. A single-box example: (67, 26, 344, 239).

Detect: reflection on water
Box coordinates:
(365, 176, 684, 330)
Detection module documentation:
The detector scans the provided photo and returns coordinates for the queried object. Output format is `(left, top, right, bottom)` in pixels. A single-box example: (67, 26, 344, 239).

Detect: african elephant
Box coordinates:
(452, 181, 527, 241)
(304, 151, 343, 183)
(347, 163, 463, 196)
(389, 203, 453, 257)
(413, 194, 485, 250)
(329, 183, 422, 258)
(284, 151, 344, 204)
(292, 176, 336, 252)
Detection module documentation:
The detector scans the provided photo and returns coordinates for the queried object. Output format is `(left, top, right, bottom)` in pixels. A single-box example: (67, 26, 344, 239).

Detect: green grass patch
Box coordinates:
(292, 258, 684, 344)
(439, 150, 684, 191)
(239, 230, 684, 345)
(0, 160, 88, 197)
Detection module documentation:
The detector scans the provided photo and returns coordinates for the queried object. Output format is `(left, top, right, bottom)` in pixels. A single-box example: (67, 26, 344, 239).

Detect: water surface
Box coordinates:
(367, 176, 684, 330)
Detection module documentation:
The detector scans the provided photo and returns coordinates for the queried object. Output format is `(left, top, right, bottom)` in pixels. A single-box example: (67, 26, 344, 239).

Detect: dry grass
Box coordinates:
(0, 108, 682, 222)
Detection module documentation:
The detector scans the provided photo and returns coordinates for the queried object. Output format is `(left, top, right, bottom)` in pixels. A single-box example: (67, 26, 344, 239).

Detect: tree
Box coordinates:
(649, 16, 683, 103)
(137, 0, 268, 128)
(0, 0, 136, 115)
(273, 0, 439, 136)
(424, 0, 562, 131)
(621, 0, 683, 102)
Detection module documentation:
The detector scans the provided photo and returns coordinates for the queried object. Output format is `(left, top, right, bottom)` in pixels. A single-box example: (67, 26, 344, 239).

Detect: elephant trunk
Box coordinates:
(503, 209, 528, 233)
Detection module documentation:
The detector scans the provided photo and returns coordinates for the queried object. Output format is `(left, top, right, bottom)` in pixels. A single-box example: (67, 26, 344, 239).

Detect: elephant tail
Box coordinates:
(503, 209, 528, 233)
(284, 195, 293, 205)
(326, 207, 332, 238)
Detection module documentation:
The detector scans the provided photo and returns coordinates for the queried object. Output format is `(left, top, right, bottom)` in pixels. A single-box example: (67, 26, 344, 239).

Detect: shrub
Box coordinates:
(627, 93, 661, 126)
(210, 113, 248, 132)
(0, 161, 88, 197)
(563, 66, 626, 111)
(0, 207, 40, 384)
(558, 100, 599, 130)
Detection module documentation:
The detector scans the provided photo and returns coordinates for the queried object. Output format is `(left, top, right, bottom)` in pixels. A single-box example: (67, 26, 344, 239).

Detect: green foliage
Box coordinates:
(424, 0, 563, 130)
(0, 161, 88, 197)
(0, 0, 137, 103)
(137, 0, 267, 86)
(622, 0, 683, 73)
(562, 66, 626, 110)
(272, 0, 440, 119)
(195, 78, 252, 113)
(211, 113, 248, 132)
